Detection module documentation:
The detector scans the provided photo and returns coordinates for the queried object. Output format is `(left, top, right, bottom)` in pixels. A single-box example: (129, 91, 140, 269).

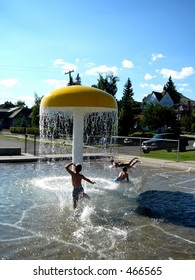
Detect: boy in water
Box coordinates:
(110, 157, 140, 168)
(65, 162, 95, 209)
(114, 166, 129, 182)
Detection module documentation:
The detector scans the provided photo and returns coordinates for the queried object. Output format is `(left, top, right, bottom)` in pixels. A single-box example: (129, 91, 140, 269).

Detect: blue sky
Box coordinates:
(0, 0, 195, 107)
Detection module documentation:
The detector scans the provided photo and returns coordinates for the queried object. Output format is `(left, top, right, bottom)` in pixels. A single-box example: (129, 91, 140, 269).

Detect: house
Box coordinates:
(142, 90, 195, 111)
(0, 107, 32, 129)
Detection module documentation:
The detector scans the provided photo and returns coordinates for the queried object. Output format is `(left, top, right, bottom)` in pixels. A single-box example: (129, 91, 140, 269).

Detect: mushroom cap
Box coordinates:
(40, 85, 117, 112)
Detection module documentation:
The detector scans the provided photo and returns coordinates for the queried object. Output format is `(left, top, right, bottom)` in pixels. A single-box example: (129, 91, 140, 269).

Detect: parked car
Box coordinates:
(141, 133, 188, 153)
(124, 133, 153, 145)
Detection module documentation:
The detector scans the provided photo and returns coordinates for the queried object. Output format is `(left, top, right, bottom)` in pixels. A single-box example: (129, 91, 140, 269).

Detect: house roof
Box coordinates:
(0, 108, 9, 113)
(179, 92, 195, 105)
(143, 91, 163, 104)
(143, 90, 194, 108)
(154, 91, 163, 101)
(0, 106, 32, 119)
(9, 108, 23, 118)
(9, 107, 32, 119)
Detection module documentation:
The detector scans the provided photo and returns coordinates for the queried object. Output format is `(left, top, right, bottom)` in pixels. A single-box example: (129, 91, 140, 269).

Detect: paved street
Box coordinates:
(0, 133, 73, 155)
(0, 134, 39, 154)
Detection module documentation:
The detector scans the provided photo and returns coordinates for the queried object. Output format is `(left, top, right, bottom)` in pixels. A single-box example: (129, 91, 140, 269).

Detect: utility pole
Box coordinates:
(65, 70, 74, 85)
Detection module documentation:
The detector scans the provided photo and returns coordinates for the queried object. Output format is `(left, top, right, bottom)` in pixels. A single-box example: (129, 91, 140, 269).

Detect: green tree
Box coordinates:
(74, 73, 82, 85)
(67, 75, 74, 86)
(15, 114, 26, 127)
(15, 100, 27, 108)
(67, 73, 82, 86)
(122, 78, 134, 101)
(180, 114, 192, 132)
(0, 101, 15, 109)
(163, 76, 180, 105)
(142, 103, 177, 131)
(31, 93, 42, 127)
(118, 78, 135, 135)
(92, 73, 119, 97)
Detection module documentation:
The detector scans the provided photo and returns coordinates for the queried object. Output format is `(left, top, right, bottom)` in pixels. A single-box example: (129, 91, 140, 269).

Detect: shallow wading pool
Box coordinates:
(0, 160, 195, 260)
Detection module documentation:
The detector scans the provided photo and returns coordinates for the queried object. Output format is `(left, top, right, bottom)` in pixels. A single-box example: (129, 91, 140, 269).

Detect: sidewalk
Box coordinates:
(1, 152, 195, 173)
(113, 153, 195, 173)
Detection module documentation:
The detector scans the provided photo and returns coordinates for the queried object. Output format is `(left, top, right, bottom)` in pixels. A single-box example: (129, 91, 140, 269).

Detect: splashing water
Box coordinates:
(1, 161, 195, 260)
(39, 110, 118, 156)
(1, 92, 195, 259)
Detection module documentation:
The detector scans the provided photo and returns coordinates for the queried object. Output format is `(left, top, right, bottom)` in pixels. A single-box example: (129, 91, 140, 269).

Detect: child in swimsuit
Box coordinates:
(110, 157, 140, 168)
(65, 162, 95, 209)
(114, 167, 129, 182)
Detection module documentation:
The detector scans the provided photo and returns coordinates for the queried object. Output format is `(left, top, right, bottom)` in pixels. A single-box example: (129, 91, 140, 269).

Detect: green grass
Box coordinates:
(142, 149, 195, 162)
(0, 134, 24, 141)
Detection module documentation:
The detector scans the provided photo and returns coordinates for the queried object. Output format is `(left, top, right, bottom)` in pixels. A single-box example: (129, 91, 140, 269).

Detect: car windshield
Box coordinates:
(153, 134, 166, 139)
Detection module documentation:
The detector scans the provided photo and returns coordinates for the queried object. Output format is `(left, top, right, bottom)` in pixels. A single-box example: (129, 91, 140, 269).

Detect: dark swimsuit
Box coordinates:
(73, 187, 84, 201)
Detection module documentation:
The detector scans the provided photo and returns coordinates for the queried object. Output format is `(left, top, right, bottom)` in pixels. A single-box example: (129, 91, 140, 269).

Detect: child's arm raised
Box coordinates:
(65, 162, 75, 174)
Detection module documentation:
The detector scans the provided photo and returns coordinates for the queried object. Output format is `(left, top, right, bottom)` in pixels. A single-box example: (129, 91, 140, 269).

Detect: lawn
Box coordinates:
(142, 149, 195, 162)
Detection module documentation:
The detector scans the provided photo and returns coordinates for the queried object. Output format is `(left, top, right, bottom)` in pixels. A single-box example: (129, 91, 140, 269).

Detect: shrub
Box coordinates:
(26, 127, 39, 135)
(10, 127, 40, 135)
(10, 127, 26, 134)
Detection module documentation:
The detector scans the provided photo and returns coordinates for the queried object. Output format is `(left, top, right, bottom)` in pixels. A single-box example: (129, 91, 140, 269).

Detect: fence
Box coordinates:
(110, 135, 193, 162)
(25, 134, 37, 155)
(3, 133, 193, 162)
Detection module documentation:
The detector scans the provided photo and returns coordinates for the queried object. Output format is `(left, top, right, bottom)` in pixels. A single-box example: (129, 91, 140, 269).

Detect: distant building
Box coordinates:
(142, 90, 195, 112)
(0, 107, 32, 129)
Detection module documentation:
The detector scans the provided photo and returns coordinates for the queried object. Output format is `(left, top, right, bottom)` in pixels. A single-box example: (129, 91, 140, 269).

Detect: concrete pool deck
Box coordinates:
(1, 152, 195, 173)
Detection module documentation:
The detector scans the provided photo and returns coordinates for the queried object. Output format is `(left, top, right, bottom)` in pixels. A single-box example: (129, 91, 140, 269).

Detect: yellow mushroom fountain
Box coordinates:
(40, 85, 118, 164)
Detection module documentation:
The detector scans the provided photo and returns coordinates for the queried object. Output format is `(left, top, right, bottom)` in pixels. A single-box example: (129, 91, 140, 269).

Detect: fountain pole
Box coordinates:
(72, 109, 84, 164)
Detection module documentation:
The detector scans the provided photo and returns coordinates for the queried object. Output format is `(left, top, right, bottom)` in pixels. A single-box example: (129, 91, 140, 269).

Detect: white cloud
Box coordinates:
(18, 95, 35, 107)
(44, 79, 68, 88)
(160, 67, 195, 79)
(0, 78, 20, 87)
(53, 59, 78, 73)
(85, 62, 95, 68)
(85, 65, 118, 76)
(0, 92, 34, 107)
(140, 83, 163, 92)
(122, 59, 134, 68)
(53, 59, 65, 66)
(144, 73, 155, 80)
(177, 83, 191, 92)
(152, 53, 165, 61)
(177, 83, 189, 87)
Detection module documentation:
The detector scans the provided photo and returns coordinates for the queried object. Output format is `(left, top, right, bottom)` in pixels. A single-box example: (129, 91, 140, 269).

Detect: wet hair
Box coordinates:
(75, 164, 82, 173)
(123, 167, 127, 172)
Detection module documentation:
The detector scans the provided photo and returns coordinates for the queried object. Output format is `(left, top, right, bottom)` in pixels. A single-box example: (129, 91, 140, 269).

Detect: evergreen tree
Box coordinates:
(67, 73, 82, 86)
(74, 73, 82, 85)
(121, 78, 134, 105)
(163, 76, 176, 92)
(163, 76, 180, 104)
(118, 78, 135, 135)
(67, 76, 74, 86)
